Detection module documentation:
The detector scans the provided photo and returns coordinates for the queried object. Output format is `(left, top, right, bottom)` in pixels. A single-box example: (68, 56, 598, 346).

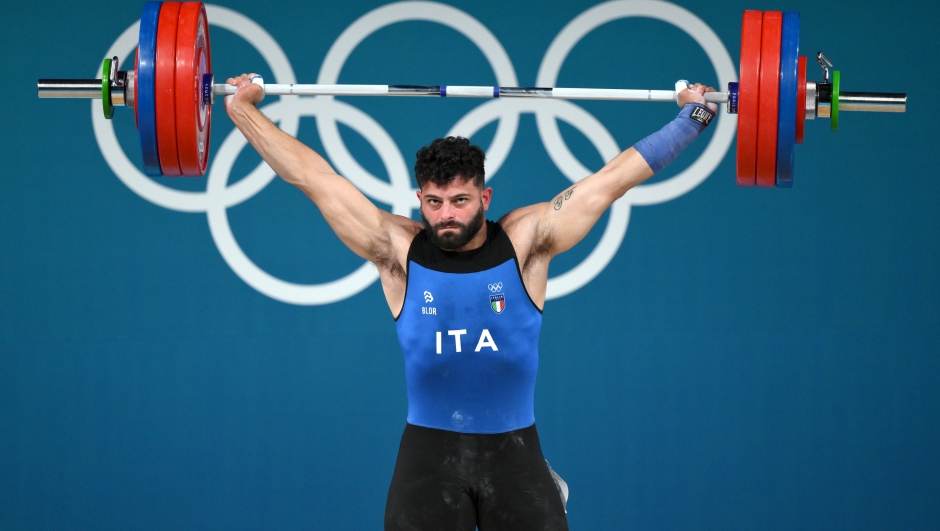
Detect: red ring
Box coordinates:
(156, 2, 182, 177)
(756, 11, 782, 188)
(176, 2, 212, 177)
(796, 55, 806, 145)
(736, 10, 762, 187)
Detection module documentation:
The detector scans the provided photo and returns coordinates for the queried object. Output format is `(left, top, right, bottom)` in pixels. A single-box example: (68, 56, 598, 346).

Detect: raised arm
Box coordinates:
(502, 83, 717, 305)
(224, 74, 420, 263)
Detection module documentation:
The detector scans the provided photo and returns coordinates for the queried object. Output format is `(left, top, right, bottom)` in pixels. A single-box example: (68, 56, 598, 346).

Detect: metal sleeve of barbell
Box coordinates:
(37, 79, 103, 98)
(213, 83, 730, 102)
(838, 92, 907, 112)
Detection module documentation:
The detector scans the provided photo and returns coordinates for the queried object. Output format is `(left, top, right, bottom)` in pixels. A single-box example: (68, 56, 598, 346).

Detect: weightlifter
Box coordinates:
(225, 72, 717, 531)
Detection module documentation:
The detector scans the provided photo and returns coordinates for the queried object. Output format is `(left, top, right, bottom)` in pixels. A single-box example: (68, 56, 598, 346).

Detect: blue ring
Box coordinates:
(775, 11, 800, 188)
(137, 2, 162, 177)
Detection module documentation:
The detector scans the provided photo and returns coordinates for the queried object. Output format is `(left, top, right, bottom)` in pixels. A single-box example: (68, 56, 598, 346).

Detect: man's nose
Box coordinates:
(439, 202, 456, 220)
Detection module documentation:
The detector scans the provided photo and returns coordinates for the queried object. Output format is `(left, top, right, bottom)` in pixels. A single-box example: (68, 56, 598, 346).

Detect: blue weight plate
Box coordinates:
(775, 11, 799, 188)
(138, 1, 163, 176)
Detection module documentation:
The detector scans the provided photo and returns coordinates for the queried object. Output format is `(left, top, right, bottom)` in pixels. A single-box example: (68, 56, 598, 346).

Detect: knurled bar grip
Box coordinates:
(35, 81, 908, 111)
(211, 83, 730, 102)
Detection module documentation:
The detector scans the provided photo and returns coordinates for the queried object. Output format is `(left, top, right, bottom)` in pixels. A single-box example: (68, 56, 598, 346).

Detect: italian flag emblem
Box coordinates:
(490, 294, 506, 314)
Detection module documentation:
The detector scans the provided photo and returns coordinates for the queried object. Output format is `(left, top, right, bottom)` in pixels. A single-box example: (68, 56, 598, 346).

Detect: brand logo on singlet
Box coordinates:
(422, 290, 437, 315)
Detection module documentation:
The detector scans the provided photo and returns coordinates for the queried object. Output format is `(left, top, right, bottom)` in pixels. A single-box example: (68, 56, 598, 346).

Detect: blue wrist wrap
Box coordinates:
(633, 103, 715, 174)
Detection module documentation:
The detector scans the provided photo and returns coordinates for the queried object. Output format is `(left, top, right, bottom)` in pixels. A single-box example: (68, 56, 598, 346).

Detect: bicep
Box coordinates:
(233, 105, 419, 262)
(296, 170, 418, 261)
(538, 148, 653, 255)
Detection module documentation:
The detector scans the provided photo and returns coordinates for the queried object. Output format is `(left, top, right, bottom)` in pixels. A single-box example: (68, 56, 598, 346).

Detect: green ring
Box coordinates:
(102, 58, 114, 119)
(831, 70, 840, 132)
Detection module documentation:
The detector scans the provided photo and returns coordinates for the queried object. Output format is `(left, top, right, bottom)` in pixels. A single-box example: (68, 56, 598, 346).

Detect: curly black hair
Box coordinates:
(414, 136, 486, 189)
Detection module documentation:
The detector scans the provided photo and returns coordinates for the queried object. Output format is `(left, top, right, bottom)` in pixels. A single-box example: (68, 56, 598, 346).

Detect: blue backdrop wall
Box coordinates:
(3, 0, 938, 529)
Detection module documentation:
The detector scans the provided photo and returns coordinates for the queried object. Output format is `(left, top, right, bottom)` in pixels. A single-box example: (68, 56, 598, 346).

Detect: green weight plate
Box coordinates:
(102, 58, 113, 119)
(831, 70, 840, 131)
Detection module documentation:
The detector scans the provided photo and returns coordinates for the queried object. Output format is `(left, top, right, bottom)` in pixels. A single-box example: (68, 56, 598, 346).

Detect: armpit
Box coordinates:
(368, 235, 407, 279)
(500, 207, 556, 273)
(523, 224, 555, 273)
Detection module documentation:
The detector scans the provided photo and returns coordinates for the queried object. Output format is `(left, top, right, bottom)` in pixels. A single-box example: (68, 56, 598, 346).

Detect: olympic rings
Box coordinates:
(92, 0, 736, 306)
(315, 1, 519, 199)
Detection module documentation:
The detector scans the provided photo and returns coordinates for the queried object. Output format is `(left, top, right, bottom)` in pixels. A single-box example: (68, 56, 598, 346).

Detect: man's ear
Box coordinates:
(481, 187, 493, 210)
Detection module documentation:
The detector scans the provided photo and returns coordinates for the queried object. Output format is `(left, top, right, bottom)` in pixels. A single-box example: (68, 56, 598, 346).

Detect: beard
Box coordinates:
(421, 205, 486, 251)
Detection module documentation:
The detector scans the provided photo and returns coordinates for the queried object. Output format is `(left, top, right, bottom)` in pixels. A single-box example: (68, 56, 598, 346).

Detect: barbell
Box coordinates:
(38, 2, 907, 187)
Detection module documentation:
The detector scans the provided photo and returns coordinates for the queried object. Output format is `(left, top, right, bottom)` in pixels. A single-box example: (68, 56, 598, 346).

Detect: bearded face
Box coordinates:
(421, 202, 486, 251)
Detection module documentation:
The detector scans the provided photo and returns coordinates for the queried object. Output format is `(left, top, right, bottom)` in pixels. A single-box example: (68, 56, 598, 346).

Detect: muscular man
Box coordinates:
(225, 73, 717, 531)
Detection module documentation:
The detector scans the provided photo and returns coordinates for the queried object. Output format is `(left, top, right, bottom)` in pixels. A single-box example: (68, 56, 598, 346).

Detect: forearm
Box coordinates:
(633, 103, 714, 174)
(224, 86, 392, 259)
(227, 102, 334, 192)
(539, 103, 713, 249)
(591, 147, 655, 201)
(532, 86, 717, 256)
(583, 103, 715, 204)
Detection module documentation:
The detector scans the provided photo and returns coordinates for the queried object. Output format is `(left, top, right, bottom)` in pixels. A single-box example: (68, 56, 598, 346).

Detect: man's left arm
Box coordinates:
(532, 83, 718, 257)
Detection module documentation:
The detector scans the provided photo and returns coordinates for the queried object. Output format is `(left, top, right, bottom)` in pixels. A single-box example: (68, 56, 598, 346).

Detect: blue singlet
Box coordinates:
(394, 221, 543, 434)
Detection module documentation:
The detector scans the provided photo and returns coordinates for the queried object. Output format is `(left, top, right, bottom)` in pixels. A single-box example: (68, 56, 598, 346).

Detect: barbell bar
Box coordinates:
(42, 78, 741, 100)
(37, 2, 907, 186)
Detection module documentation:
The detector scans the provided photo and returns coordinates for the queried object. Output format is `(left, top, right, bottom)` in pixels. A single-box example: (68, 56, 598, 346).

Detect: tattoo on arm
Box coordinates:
(553, 186, 576, 210)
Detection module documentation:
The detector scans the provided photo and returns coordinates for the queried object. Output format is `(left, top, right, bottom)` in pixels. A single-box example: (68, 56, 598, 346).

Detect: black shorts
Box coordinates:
(384, 423, 569, 531)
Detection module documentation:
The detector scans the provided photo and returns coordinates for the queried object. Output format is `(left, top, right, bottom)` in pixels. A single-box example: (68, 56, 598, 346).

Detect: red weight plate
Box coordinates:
(756, 11, 782, 188)
(156, 2, 182, 176)
(796, 55, 806, 144)
(134, 48, 139, 130)
(736, 10, 763, 187)
(176, 2, 212, 177)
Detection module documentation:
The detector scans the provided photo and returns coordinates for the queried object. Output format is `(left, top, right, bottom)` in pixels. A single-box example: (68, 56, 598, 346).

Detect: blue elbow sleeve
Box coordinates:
(633, 103, 715, 174)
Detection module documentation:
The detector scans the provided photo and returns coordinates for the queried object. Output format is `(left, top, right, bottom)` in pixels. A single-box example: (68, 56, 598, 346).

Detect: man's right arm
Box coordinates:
(224, 74, 420, 263)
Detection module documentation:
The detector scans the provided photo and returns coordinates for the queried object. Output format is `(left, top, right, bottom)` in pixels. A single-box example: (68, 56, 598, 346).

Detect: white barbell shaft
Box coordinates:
(213, 83, 729, 103)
